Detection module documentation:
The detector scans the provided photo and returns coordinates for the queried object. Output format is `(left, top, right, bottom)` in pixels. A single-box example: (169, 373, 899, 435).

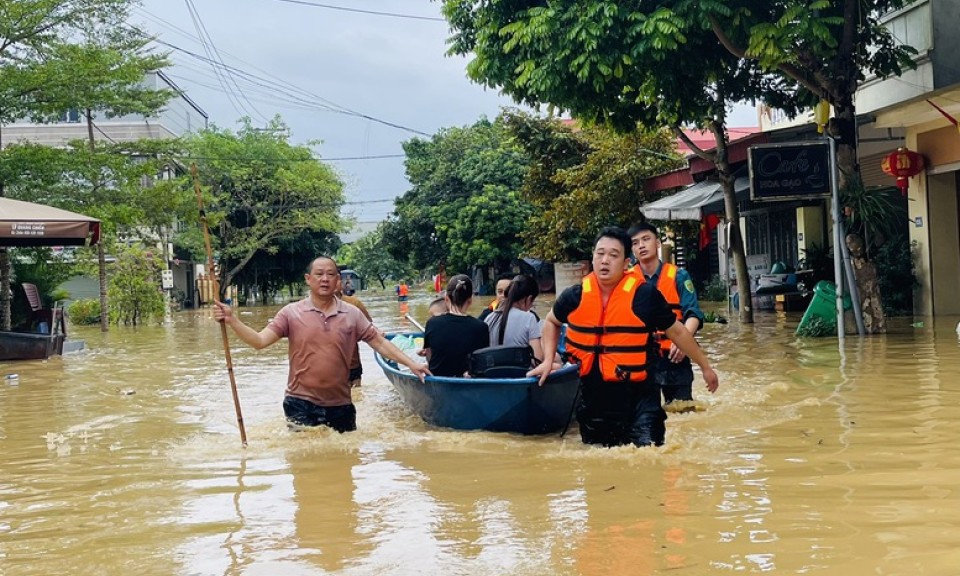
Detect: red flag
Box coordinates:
(699, 214, 721, 250)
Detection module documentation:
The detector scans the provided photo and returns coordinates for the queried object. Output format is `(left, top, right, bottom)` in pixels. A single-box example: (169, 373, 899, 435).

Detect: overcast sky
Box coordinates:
(136, 0, 757, 225)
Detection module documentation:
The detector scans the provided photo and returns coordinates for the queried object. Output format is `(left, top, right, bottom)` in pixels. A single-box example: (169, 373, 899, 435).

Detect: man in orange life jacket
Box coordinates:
(628, 222, 705, 408)
(528, 227, 719, 447)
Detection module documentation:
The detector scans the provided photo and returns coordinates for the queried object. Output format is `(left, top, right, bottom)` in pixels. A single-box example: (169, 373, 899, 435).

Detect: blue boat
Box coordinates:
(375, 333, 581, 435)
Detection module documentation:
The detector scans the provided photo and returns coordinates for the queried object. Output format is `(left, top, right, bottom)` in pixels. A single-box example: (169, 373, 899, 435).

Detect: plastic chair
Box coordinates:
(22, 283, 66, 336)
(469, 346, 533, 378)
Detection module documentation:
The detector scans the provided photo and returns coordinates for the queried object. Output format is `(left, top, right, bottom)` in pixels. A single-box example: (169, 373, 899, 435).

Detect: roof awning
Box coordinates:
(640, 177, 750, 221)
(0, 197, 101, 247)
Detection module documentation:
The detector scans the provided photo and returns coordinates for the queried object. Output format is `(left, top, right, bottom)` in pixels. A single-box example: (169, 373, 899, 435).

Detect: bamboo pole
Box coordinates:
(191, 164, 247, 446)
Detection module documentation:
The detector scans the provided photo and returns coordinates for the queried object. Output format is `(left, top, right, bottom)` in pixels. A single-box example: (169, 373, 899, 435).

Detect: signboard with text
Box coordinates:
(748, 141, 831, 201)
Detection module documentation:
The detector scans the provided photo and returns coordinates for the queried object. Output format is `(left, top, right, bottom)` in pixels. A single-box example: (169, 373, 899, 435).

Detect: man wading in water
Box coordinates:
(528, 227, 719, 447)
(214, 256, 430, 432)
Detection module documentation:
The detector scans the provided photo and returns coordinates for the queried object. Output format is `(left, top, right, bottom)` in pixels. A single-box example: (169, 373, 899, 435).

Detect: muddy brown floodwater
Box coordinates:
(2, 291, 959, 575)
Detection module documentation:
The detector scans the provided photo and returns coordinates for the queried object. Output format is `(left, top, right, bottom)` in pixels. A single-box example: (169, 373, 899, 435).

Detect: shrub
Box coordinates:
(68, 299, 101, 325)
(700, 275, 728, 302)
(108, 245, 165, 326)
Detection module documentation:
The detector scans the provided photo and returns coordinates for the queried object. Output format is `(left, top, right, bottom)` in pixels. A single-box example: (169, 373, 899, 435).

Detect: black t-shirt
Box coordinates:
(553, 280, 678, 385)
(424, 314, 490, 377)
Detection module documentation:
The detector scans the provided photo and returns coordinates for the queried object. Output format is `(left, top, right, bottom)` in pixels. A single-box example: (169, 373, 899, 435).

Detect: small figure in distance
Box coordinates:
(528, 227, 719, 448)
(422, 274, 490, 377)
(214, 256, 430, 433)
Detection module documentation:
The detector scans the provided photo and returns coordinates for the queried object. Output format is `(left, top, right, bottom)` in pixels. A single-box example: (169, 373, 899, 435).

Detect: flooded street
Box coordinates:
(2, 292, 960, 575)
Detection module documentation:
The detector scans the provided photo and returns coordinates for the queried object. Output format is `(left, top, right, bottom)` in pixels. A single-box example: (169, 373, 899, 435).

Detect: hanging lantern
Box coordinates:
(880, 147, 925, 196)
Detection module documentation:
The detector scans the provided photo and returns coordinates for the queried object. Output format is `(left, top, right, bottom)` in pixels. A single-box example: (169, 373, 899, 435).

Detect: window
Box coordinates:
(59, 109, 81, 123)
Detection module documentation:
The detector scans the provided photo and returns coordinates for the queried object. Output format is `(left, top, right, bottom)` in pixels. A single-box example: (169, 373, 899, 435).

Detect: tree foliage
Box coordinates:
(180, 117, 346, 293)
(382, 116, 532, 274)
(337, 224, 413, 290)
(232, 228, 342, 301)
(107, 244, 165, 326)
(503, 111, 682, 261)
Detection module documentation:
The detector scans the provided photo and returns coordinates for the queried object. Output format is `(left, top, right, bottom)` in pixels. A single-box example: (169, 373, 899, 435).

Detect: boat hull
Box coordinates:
(0, 331, 65, 361)
(376, 335, 581, 435)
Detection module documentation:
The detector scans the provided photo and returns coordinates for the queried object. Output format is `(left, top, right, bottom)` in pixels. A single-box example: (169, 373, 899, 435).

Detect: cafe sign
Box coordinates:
(747, 141, 831, 201)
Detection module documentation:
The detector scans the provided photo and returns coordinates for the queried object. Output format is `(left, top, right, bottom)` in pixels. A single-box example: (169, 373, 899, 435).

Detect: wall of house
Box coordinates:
(926, 172, 960, 315)
(796, 206, 826, 264)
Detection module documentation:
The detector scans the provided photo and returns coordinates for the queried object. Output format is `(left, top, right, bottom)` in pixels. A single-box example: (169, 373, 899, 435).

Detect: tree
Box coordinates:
(694, 0, 916, 189)
(442, 1, 805, 322)
(107, 244, 165, 326)
(232, 228, 341, 302)
(503, 111, 682, 261)
(338, 225, 413, 290)
(181, 117, 346, 296)
(382, 116, 532, 275)
(0, 0, 172, 331)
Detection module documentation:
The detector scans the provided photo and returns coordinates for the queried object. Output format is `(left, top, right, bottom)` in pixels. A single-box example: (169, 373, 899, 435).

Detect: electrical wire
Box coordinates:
(262, 0, 445, 22)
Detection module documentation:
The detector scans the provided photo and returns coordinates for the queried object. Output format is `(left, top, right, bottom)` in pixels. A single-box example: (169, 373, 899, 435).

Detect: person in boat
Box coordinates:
(628, 222, 705, 410)
(478, 273, 514, 322)
(427, 296, 448, 317)
(337, 287, 373, 389)
(528, 227, 719, 447)
(213, 256, 430, 432)
(423, 274, 490, 377)
(483, 274, 543, 364)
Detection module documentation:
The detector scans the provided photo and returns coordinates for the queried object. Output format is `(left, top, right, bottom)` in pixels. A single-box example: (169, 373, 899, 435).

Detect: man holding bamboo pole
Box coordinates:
(214, 256, 430, 432)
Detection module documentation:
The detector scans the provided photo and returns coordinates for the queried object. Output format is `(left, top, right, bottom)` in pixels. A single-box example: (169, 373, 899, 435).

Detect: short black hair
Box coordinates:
(594, 226, 631, 255)
(305, 256, 338, 274)
(627, 221, 659, 239)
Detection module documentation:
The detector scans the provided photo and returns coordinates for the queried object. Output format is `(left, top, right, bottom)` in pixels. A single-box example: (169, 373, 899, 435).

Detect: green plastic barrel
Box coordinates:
(796, 281, 852, 336)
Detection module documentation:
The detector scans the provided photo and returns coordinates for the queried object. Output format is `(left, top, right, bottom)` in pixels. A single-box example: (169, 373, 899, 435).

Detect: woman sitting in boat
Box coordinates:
(483, 274, 543, 364)
(422, 274, 490, 377)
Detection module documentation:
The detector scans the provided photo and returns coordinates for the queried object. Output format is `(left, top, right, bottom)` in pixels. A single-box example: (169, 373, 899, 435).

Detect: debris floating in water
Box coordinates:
(5, 374, 19, 385)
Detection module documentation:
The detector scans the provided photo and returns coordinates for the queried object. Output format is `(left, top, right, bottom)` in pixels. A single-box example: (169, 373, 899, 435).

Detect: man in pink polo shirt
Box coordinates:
(214, 256, 430, 432)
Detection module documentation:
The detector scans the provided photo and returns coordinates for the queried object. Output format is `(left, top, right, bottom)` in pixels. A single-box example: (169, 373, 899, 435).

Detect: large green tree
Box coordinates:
(382, 116, 532, 275)
(232, 228, 342, 302)
(503, 111, 682, 261)
(442, 1, 821, 322)
(181, 117, 346, 296)
(694, 0, 916, 189)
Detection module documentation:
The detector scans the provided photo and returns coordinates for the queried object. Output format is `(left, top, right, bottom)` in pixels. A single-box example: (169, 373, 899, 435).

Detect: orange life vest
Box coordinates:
(654, 263, 683, 353)
(565, 272, 653, 383)
(398, 284, 409, 297)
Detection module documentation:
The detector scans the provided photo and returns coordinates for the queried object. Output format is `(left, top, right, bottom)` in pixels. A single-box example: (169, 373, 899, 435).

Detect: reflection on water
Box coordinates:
(2, 291, 960, 575)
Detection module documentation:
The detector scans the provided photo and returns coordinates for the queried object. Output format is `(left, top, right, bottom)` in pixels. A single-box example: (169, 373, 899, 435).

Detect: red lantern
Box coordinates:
(880, 147, 925, 196)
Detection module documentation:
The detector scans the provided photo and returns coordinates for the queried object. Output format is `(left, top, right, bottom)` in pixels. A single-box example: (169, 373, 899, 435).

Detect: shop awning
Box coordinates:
(0, 197, 101, 247)
(640, 177, 750, 221)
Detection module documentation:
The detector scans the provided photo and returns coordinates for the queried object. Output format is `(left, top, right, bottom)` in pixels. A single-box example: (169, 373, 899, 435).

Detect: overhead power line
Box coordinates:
(263, 0, 446, 21)
(141, 33, 432, 137)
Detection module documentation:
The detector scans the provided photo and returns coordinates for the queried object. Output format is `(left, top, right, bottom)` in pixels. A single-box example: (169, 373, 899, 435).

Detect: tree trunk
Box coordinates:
(0, 248, 10, 331)
(0, 124, 9, 331)
(829, 96, 859, 191)
(86, 109, 110, 332)
(831, 95, 885, 333)
(710, 121, 754, 324)
(99, 241, 109, 331)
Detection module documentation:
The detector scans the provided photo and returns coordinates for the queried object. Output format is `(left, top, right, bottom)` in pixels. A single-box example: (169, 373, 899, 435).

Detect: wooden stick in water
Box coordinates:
(192, 164, 248, 447)
(404, 313, 425, 332)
